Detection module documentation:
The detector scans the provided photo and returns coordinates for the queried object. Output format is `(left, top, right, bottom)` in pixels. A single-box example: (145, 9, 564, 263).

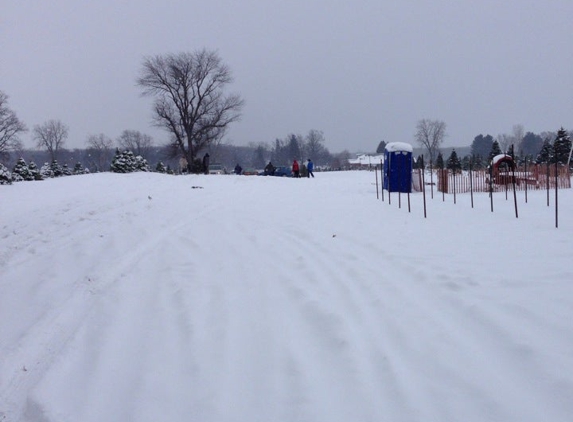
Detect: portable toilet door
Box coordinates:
(383, 142, 413, 193)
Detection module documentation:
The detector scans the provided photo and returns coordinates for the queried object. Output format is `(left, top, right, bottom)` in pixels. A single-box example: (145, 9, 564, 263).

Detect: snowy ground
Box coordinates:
(1, 170, 572, 422)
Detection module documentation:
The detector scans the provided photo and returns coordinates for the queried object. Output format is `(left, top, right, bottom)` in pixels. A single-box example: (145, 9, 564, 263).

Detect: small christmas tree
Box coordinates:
(553, 127, 571, 164)
(0, 163, 12, 185)
(435, 152, 445, 169)
(62, 163, 72, 176)
(28, 161, 42, 180)
(536, 139, 554, 164)
(446, 149, 462, 173)
(488, 140, 503, 161)
(73, 162, 85, 175)
(50, 160, 64, 177)
(155, 162, 167, 173)
(135, 155, 150, 172)
(12, 157, 32, 181)
(40, 162, 54, 178)
(110, 149, 133, 173)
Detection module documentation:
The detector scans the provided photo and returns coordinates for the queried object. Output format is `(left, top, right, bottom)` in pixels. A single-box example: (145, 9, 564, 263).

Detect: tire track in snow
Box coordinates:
(7, 203, 212, 422)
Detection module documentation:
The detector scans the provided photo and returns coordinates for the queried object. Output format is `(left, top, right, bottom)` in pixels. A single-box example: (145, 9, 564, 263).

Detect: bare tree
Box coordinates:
(0, 91, 27, 160)
(415, 119, 446, 165)
(511, 124, 525, 155)
(86, 133, 114, 172)
(117, 130, 154, 158)
(304, 129, 329, 164)
(495, 133, 512, 154)
(33, 119, 68, 162)
(137, 49, 244, 172)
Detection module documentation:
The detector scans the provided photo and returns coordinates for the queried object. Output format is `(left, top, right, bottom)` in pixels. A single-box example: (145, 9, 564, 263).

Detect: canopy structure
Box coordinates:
(383, 142, 413, 193)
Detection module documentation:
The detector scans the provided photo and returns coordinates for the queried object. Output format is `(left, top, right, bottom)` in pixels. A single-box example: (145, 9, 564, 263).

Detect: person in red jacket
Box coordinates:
(292, 159, 300, 178)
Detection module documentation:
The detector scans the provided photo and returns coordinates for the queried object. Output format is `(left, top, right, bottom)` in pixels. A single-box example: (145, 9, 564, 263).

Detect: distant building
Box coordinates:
(348, 154, 384, 169)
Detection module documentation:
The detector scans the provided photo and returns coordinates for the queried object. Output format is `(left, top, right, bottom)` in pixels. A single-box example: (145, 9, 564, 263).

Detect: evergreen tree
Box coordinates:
(470, 134, 494, 159)
(62, 163, 72, 176)
(110, 149, 133, 173)
(536, 139, 554, 163)
(461, 155, 471, 171)
(50, 160, 64, 177)
(287, 134, 302, 161)
(488, 140, 502, 161)
(110, 149, 150, 173)
(28, 161, 42, 180)
(435, 152, 445, 169)
(73, 162, 85, 175)
(553, 127, 571, 164)
(40, 162, 54, 178)
(471, 154, 485, 170)
(521, 132, 544, 157)
(446, 149, 462, 173)
(12, 157, 32, 181)
(156, 162, 167, 173)
(134, 155, 150, 172)
(251, 145, 266, 169)
(0, 163, 12, 185)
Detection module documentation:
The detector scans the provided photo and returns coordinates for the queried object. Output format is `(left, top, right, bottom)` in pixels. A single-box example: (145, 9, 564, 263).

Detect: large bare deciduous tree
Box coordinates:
(86, 133, 114, 172)
(0, 91, 27, 160)
(33, 119, 68, 162)
(415, 119, 447, 165)
(117, 130, 154, 158)
(137, 49, 244, 172)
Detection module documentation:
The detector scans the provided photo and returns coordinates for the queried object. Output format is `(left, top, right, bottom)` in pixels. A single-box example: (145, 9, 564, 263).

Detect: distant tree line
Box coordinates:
(411, 119, 572, 171)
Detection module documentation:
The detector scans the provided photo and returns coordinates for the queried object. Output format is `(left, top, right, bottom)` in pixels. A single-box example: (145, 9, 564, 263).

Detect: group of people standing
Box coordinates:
(292, 159, 314, 178)
(231, 157, 316, 177)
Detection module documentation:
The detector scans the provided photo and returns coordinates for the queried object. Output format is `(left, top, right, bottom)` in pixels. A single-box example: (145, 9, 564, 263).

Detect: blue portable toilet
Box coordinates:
(384, 142, 413, 193)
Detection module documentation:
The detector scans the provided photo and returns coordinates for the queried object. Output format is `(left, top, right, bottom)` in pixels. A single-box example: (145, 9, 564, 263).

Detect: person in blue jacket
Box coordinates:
(307, 159, 314, 178)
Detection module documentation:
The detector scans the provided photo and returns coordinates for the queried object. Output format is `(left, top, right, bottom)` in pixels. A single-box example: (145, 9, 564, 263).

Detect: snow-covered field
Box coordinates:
(1, 170, 572, 422)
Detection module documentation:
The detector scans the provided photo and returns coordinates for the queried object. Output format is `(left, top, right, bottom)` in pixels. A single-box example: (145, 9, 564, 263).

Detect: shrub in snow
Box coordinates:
(62, 163, 72, 176)
(110, 149, 150, 173)
(135, 155, 149, 172)
(28, 161, 43, 180)
(40, 162, 54, 178)
(12, 157, 32, 181)
(51, 160, 64, 177)
(73, 162, 89, 175)
(0, 163, 12, 184)
(155, 161, 167, 173)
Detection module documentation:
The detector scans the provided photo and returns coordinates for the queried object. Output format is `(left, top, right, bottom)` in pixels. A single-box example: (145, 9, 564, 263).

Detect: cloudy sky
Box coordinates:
(2, 0, 572, 153)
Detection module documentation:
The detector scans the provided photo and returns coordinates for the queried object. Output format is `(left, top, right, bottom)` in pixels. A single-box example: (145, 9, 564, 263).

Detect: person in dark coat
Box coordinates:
(202, 153, 210, 174)
(234, 163, 243, 174)
(264, 161, 275, 176)
(292, 159, 300, 178)
(307, 159, 314, 178)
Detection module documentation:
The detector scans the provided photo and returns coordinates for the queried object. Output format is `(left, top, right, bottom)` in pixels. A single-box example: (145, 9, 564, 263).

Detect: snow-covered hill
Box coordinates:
(1, 171, 572, 422)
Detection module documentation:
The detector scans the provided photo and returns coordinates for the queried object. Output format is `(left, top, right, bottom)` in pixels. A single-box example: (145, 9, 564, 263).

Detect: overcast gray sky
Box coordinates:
(2, 0, 572, 153)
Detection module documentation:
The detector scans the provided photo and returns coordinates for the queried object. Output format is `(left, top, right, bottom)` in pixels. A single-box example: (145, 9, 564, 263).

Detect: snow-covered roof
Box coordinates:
(348, 154, 384, 165)
(492, 154, 513, 165)
(385, 142, 413, 153)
